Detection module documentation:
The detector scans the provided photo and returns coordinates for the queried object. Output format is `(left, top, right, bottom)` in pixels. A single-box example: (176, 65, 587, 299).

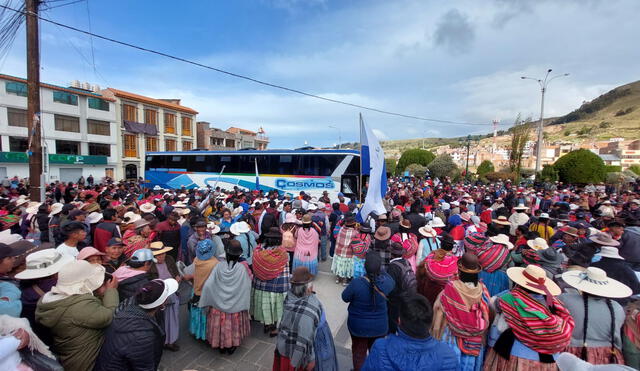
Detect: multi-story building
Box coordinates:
(101, 89, 197, 180)
(196, 123, 269, 151)
(0, 74, 118, 183)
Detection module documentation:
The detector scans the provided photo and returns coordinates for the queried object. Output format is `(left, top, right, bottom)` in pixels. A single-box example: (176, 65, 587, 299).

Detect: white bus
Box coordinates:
(144, 149, 361, 199)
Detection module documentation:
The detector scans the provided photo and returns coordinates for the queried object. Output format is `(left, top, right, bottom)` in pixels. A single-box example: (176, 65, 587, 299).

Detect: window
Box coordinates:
(54, 115, 80, 132)
(105, 168, 114, 179)
(123, 134, 137, 158)
(53, 91, 78, 106)
(165, 139, 176, 151)
(225, 139, 235, 148)
(88, 97, 109, 111)
(56, 140, 80, 155)
(88, 143, 110, 156)
(123, 103, 137, 122)
(182, 141, 192, 151)
(164, 112, 176, 134)
(5, 81, 27, 97)
(144, 109, 157, 126)
(9, 136, 28, 152)
(181, 116, 192, 136)
(210, 137, 224, 146)
(146, 136, 158, 152)
(87, 119, 110, 136)
(7, 108, 27, 127)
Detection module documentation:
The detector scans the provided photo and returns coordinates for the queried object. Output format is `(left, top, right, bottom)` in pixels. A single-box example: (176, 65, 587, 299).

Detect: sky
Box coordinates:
(1, 0, 639, 148)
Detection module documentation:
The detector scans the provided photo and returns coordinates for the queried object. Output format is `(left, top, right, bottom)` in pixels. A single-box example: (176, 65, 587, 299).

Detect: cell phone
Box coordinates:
(103, 272, 113, 284)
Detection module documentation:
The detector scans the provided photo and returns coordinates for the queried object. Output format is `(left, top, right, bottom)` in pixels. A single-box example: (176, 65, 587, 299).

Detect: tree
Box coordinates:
(476, 160, 494, 176)
(629, 165, 640, 176)
(508, 114, 532, 179)
(539, 164, 559, 182)
(405, 163, 427, 177)
(396, 149, 436, 175)
(553, 149, 606, 183)
(385, 158, 397, 176)
(427, 154, 458, 179)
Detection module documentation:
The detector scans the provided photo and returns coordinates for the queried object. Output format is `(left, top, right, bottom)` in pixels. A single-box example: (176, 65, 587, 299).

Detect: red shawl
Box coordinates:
(252, 246, 288, 281)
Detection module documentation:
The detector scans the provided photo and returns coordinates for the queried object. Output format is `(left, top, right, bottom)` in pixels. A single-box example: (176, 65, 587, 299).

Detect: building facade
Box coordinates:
(196, 122, 269, 151)
(101, 89, 197, 180)
(0, 74, 118, 183)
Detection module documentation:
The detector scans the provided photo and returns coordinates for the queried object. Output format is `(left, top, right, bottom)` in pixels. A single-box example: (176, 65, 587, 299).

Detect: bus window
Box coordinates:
(341, 174, 358, 196)
(345, 155, 360, 175)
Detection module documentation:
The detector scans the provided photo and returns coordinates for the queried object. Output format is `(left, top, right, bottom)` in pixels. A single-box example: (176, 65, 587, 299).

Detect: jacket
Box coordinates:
(94, 303, 164, 371)
(118, 272, 150, 302)
(35, 289, 118, 371)
(341, 273, 395, 337)
(620, 226, 640, 263)
(93, 221, 121, 253)
(361, 330, 458, 371)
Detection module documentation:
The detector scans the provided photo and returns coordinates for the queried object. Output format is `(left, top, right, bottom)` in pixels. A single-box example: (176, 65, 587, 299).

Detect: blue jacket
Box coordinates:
(341, 273, 395, 337)
(362, 330, 458, 371)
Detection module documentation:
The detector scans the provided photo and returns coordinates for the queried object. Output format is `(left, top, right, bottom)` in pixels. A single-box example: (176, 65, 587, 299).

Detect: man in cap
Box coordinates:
(113, 248, 156, 302)
(104, 238, 127, 274)
(0, 241, 31, 316)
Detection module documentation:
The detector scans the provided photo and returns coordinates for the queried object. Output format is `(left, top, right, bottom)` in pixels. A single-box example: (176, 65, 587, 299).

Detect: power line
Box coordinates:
(1, 3, 490, 127)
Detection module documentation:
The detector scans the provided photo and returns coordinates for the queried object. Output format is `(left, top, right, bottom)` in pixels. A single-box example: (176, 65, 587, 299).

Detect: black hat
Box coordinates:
(390, 242, 405, 257)
(224, 239, 243, 256)
(0, 242, 30, 260)
(61, 221, 86, 233)
(264, 227, 282, 239)
(107, 237, 124, 247)
(364, 250, 381, 275)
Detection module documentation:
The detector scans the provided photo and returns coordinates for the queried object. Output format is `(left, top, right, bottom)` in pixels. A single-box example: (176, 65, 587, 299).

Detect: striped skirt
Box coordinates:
(566, 346, 625, 365)
(251, 288, 286, 326)
(483, 348, 558, 371)
(206, 308, 251, 349)
(293, 258, 318, 276)
(331, 255, 354, 279)
(353, 256, 366, 279)
(189, 303, 207, 341)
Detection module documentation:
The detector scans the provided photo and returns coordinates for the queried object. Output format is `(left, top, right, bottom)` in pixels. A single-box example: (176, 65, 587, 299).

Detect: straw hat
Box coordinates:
(25, 202, 42, 215)
(561, 267, 632, 298)
(284, 213, 301, 225)
(507, 265, 561, 296)
(76, 247, 106, 261)
(48, 203, 64, 217)
(123, 211, 141, 224)
(492, 216, 510, 226)
(140, 203, 156, 213)
(149, 241, 173, 255)
(86, 212, 103, 225)
(429, 217, 446, 228)
(489, 234, 514, 250)
(301, 214, 312, 224)
(418, 225, 437, 238)
(207, 222, 221, 234)
(513, 203, 528, 211)
(526, 237, 549, 251)
(561, 226, 579, 237)
(0, 229, 23, 245)
(307, 203, 318, 211)
(15, 249, 74, 280)
(230, 221, 251, 235)
(15, 197, 29, 207)
(134, 219, 150, 229)
(589, 232, 620, 247)
(599, 246, 624, 260)
(374, 226, 391, 240)
(460, 212, 471, 222)
(400, 219, 411, 229)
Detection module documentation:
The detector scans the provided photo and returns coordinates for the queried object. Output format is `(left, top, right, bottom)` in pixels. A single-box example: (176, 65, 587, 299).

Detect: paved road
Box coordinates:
(159, 260, 354, 371)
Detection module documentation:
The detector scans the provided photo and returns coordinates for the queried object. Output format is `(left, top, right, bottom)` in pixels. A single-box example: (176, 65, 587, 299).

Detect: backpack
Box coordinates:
(311, 213, 326, 234)
(392, 259, 416, 293)
(282, 228, 296, 250)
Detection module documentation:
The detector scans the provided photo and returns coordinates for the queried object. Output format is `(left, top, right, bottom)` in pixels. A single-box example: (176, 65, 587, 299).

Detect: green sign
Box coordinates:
(0, 152, 107, 165)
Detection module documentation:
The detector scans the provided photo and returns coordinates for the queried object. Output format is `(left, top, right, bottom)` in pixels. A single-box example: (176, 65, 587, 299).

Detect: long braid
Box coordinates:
(581, 293, 589, 360)
(605, 298, 618, 363)
(367, 272, 379, 307)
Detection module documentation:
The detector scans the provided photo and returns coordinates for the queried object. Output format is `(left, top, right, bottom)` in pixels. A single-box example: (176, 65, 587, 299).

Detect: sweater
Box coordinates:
(341, 273, 395, 337)
(559, 292, 625, 348)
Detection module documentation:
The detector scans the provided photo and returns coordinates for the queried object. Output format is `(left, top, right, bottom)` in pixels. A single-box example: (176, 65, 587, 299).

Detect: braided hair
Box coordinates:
(581, 293, 618, 363)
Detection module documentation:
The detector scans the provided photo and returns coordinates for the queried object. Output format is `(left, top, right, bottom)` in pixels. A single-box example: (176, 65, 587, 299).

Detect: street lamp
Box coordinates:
(459, 135, 472, 181)
(328, 125, 342, 149)
(521, 69, 569, 179)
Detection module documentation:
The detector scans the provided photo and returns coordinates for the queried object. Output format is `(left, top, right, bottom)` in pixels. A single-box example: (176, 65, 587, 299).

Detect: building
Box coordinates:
(0, 74, 118, 182)
(196, 122, 269, 151)
(101, 89, 197, 180)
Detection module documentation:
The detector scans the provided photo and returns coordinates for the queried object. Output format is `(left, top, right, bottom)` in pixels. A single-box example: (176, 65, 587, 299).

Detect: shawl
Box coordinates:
(391, 232, 418, 259)
(199, 260, 251, 313)
(424, 249, 458, 281)
(434, 280, 490, 356)
(253, 246, 289, 281)
(475, 240, 511, 273)
(350, 233, 371, 259)
(193, 257, 219, 296)
(0, 214, 19, 230)
(497, 287, 574, 354)
(464, 232, 487, 254)
(276, 293, 322, 368)
(335, 227, 357, 258)
(294, 227, 319, 262)
(122, 229, 156, 258)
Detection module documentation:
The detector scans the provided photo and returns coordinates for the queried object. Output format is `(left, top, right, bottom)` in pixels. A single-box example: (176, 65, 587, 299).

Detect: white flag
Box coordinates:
(358, 115, 387, 222)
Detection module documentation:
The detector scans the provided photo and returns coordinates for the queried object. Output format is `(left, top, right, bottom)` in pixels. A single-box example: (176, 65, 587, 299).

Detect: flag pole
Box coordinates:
(212, 165, 226, 190)
(359, 113, 364, 204)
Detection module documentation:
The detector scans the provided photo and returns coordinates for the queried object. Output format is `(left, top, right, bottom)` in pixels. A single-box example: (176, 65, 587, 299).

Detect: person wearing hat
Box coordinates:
(122, 218, 155, 258)
(431, 253, 491, 369)
(311, 202, 331, 262)
(417, 225, 441, 266)
(293, 214, 320, 276)
(231, 221, 259, 267)
(619, 217, 640, 269)
(113, 248, 156, 302)
(390, 218, 419, 273)
(95, 278, 178, 371)
(154, 211, 181, 262)
(529, 212, 554, 242)
(36, 260, 118, 371)
(274, 266, 336, 371)
(93, 208, 121, 254)
(55, 221, 87, 258)
(184, 238, 220, 341)
(351, 225, 373, 280)
(508, 204, 530, 236)
(475, 232, 513, 297)
(148, 242, 181, 351)
(521, 240, 563, 279)
(484, 265, 574, 370)
(342, 251, 394, 371)
(77, 246, 106, 265)
(416, 233, 458, 306)
(250, 227, 290, 337)
(332, 215, 359, 285)
(446, 214, 466, 255)
(0, 241, 33, 317)
(592, 243, 640, 307)
(199, 239, 252, 354)
(103, 237, 126, 274)
(551, 226, 579, 251)
(558, 267, 631, 365)
(187, 218, 223, 265)
(371, 226, 392, 269)
(47, 202, 64, 245)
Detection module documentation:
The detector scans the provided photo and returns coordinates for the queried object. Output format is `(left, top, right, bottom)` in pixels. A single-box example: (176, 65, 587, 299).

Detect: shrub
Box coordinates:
(476, 160, 495, 176)
(604, 165, 623, 173)
(405, 163, 427, 177)
(427, 154, 458, 179)
(577, 126, 593, 136)
(553, 149, 606, 183)
(564, 129, 571, 136)
(484, 171, 517, 182)
(599, 121, 612, 128)
(629, 165, 640, 176)
(396, 149, 436, 175)
(539, 164, 559, 182)
(615, 107, 634, 116)
(520, 168, 535, 178)
(385, 158, 397, 176)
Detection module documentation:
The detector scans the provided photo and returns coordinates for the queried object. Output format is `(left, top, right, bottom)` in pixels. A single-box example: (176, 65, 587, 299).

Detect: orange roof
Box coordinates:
(227, 127, 256, 135)
(0, 74, 116, 101)
(105, 88, 198, 114)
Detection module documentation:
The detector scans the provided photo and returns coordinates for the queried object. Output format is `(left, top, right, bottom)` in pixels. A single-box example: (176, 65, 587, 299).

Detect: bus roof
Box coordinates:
(147, 149, 360, 156)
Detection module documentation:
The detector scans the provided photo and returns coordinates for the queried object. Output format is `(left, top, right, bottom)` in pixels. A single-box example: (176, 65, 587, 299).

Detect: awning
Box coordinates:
(123, 120, 158, 135)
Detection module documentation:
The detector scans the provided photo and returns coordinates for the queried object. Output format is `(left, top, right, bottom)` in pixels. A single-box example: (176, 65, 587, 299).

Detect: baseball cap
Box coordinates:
(0, 242, 30, 260)
(130, 248, 157, 263)
(107, 237, 124, 247)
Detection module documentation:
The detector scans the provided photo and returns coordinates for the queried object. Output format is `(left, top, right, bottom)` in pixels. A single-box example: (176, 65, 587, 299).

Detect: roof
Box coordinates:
(0, 74, 116, 101)
(599, 154, 620, 161)
(227, 127, 256, 135)
(105, 88, 198, 114)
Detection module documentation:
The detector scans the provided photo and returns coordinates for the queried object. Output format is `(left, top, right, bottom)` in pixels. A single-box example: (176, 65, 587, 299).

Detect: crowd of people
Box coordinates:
(0, 175, 639, 370)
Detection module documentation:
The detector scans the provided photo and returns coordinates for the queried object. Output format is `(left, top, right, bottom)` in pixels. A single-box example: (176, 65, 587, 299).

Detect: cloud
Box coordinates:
(433, 9, 475, 55)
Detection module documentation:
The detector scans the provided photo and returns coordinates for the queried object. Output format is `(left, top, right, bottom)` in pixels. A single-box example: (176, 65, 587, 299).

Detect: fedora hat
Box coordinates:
(589, 232, 620, 247)
(418, 225, 437, 238)
(14, 249, 74, 280)
(301, 214, 312, 224)
(429, 217, 445, 228)
(562, 267, 632, 298)
(526, 237, 549, 251)
(489, 234, 514, 250)
(374, 226, 391, 240)
(507, 264, 561, 297)
(123, 211, 141, 225)
(139, 203, 156, 213)
(492, 216, 510, 226)
(230, 221, 251, 235)
(399, 219, 411, 229)
(25, 202, 41, 215)
(458, 252, 481, 274)
(48, 203, 63, 217)
(513, 203, 528, 211)
(149, 241, 173, 255)
(599, 246, 624, 260)
(264, 227, 282, 239)
(207, 222, 221, 234)
(134, 219, 150, 229)
(86, 212, 103, 225)
(290, 266, 313, 284)
(561, 226, 579, 237)
(460, 212, 471, 222)
(344, 215, 357, 227)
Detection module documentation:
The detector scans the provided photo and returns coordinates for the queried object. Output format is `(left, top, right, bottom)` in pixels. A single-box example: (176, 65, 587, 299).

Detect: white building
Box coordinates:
(0, 74, 118, 183)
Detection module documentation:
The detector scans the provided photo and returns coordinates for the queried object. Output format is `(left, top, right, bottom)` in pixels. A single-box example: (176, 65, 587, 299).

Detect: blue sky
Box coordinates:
(2, 0, 640, 147)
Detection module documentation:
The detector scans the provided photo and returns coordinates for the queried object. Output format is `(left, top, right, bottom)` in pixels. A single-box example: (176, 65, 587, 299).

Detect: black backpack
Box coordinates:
(392, 259, 416, 293)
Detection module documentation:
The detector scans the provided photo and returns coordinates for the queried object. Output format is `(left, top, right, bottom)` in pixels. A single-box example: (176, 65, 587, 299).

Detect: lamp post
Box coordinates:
(521, 69, 569, 179)
(459, 135, 472, 181)
(328, 125, 342, 149)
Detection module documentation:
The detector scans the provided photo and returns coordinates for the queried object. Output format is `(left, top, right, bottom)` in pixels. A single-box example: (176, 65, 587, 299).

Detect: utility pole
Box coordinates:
(26, 0, 43, 201)
(465, 135, 471, 181)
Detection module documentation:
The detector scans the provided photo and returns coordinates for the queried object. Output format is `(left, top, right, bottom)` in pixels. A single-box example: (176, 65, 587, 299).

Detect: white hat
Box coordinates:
(86, 212, 103, 225)
(526, 237, 549, 251)
(15, 249, 74, 280)
(418, 225, 437, 238)
(207, 222, 221, 234)
(561, 267, 632, 298)
(175, 207, 190, 216)
(231, 206, 243, 218)
(139, 278, 179, 309)
(307, 203, 318, 211)
(230, 221, 251, 235)
(589, 232, 620, 247)
(539, 213, 550, 219)
(25, 202, 41, 215)
(173, 201, 187, 208)
(489, 234, 514, 250)
(153, 185, 162, 191)
(599, 246, 624, 260)
(429, 217, 446, 228)
(123, 211, 141, 224)
(15, 197, 29, 207)
(0, 229, 22, 245)
(53, 260, 106, 296)
(507, 265, 561, 296)
(48, 203, 64, 217)
(140, 203, 156, 213)
(513, 203, 528, 211)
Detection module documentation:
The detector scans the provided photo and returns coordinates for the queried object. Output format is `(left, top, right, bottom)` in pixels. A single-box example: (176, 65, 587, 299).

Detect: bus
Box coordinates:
(144, 149, 361, 199)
